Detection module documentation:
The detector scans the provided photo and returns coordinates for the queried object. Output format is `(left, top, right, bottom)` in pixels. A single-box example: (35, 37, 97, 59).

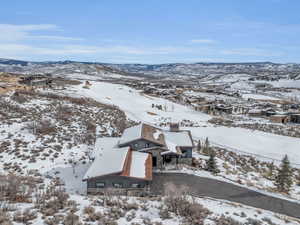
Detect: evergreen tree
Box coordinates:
(205, 137, 209, 148)
(202, 137, 211, 155)
(196, 140, 201, 152)
(206, 149, 219, 174)
(296, 169, 300, 186)
(274, 155, 293, 193)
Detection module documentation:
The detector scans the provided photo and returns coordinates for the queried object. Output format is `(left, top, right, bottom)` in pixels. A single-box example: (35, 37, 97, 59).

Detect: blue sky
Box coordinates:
(0, 0, 300, 63)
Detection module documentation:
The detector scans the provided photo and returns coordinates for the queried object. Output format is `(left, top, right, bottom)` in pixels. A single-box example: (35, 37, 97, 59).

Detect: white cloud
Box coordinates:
(0, 23, 285, 62)
(0, 24, 81, 42)
(29, 35, 84, 41)
(0, 44, 195, 57)
(220, 48, 283, 57)
(190, 39, 216, 44)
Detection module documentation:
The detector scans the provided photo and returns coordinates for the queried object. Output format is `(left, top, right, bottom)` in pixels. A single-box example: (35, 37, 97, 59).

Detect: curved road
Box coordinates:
(151, 173, 300, 219)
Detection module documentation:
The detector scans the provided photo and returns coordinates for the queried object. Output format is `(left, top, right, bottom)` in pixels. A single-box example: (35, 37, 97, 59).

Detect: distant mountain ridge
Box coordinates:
(0, 58, 300, 79)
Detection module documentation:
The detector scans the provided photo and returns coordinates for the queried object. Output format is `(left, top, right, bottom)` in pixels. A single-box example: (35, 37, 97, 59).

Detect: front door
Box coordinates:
(152, 156, 157, 167)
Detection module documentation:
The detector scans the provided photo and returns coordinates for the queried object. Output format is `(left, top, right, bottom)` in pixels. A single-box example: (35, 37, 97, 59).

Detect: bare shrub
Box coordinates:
(126, 211, 136, 221)
(83, 206, 95, 215)
(44, 216, 62, 225)
(56, 104, 73, 121)
(107, 206, 125, 220)
(83, 206, 103, 222)
(97, 217, 118, 225)
(163, 182, 211, 225)
(0, 174, 35, 203)
(122, 202, 139, 211)
(13, 208, 37, 224)
(0, 209, 12, 225)
(11, 92, 28, 104)
(25, 120, 56, 135)
(63, 211, 81, 225)
(35, 181, 71, 216)
(158, 206, 171, 220)
(80, 118, 96, 145)
(215, 215, 243, 225)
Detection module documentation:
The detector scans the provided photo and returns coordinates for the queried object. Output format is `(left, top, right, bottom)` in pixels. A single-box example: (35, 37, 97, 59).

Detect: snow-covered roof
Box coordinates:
(118, 124, 193, 155)
(84, 143, 152, 181)
(163, 139, 181, 154)
(130, 151, 149, 179)
(83, 147, 129, 180)
(162, 130, 193, 147)
(248, 109, 262, 114)
(118, 123, 165, 146)
(118, 124, 143, 145)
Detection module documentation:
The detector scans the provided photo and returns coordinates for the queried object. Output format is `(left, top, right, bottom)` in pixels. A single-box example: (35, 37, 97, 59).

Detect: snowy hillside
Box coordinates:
(1, 59, 300, 81)
(74, 81, 300, 165)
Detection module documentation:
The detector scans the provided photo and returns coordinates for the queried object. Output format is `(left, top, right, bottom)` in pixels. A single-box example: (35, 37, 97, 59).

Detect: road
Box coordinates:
(151, 173, 300, 219)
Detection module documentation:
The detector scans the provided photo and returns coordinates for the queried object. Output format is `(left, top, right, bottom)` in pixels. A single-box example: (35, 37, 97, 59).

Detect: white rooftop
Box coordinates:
(163, 130, 193, 147)
(118, 123, 193, 153)
(118, 124, 143, 145)
(130, 151, 148, 179)
(83, 146, 129, 180)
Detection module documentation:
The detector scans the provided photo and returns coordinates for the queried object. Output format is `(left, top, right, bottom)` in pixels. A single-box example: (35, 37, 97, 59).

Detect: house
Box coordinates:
(215, 104, 233, 114)
(83, 123, 194, 194)
(270, 115, 290, 124)
(83, 147, 152, 195)
(290, 114, 300, 124)
(19, 75, 52, 87)
(117, 123, 194, 169)
(248, 109, 262, 117)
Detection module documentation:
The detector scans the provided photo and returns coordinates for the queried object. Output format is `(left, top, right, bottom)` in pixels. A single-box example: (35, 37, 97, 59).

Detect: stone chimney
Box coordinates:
(169, 123, 179, 132)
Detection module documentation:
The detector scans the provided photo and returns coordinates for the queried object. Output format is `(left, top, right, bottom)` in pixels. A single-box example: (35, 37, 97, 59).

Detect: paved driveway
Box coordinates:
(151, 173, 300, 219)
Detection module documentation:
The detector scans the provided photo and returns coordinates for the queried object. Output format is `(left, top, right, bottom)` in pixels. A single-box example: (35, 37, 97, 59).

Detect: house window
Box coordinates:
(131, 183, 143, 188)
(164, 155, 172, 163)
(113, 183, 123, 188)
(145, 143, 150, 148)
(181, 150, 188, 158)
(95, 182, 105, 188)
(181, 149, 191, 158)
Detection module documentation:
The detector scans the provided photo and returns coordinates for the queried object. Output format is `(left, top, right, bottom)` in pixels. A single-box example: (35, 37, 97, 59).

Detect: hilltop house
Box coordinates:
(83, 123, 194, 194)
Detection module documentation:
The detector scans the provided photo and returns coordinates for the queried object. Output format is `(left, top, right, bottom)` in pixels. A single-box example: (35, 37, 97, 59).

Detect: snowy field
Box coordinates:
(242, 93, 280, 101)
(190, 126, 300, 165)
(74, 81, 300, 165)
(264, 79, 300, 88)
(75, 81, 211, 124)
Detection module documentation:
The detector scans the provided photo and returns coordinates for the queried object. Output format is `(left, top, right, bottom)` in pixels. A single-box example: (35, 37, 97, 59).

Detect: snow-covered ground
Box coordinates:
(242, 93, 280, 101)
(264, 79, 300, 88)
(74, 81, 300, 166)
(75, 81, 211, 124)
(14, 193, 300, 225)
(190, 126, 300, 165)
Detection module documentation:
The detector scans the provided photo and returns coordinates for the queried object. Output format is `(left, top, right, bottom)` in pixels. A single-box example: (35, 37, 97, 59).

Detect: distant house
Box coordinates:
(290, 114, 300, 124)
(19, 75, 52, 87)
(270, 115, 290, 124)
(262, 108, 277, 117)
(83, 123, 194, 194)
(248, 109, 263, 117)
(215, 104, 233, 114)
